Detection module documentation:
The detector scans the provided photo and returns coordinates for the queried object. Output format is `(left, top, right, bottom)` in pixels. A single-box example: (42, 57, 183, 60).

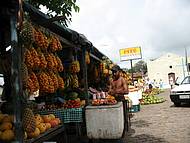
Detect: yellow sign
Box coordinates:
(119, 47, 142, 61)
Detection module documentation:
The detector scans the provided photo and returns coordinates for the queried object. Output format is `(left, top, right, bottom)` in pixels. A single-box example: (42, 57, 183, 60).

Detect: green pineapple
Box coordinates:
(22, 108, 36, 133)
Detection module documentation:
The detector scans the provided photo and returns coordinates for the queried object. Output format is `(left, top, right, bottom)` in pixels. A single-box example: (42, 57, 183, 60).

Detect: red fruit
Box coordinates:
(49, 119, 58, 128)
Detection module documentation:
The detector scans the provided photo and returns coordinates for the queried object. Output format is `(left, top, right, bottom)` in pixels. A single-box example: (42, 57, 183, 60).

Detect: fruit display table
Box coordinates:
(24, 125, 65, 143)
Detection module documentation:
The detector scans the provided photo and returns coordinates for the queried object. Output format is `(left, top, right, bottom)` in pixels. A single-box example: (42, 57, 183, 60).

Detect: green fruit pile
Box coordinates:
(140, 95, 165, 105)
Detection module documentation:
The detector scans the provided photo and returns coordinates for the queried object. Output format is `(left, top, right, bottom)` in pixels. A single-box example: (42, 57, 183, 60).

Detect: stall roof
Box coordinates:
(23, 2, 92, 48)
(23, 2, 109, 62)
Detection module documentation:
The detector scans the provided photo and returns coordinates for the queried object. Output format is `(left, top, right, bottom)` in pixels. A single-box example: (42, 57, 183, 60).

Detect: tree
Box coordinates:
(133, 60, 147, 73)
(127, 60, 147, 73)
(28, 0, 80, 26)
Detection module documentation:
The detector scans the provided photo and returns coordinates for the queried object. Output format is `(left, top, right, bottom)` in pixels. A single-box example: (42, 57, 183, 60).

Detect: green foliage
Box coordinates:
(28, 0, 80, 26)
(134, 60, 147, 73)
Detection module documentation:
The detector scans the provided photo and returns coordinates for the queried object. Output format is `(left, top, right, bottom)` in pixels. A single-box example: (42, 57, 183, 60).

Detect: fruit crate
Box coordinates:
(63, 108, 83, 123)
(37, 108, 83, 123)
(37, 108, 65, 122)
(129, 104, 140, 113)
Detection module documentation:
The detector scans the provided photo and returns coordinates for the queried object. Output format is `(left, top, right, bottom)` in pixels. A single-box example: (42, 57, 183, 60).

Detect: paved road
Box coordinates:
(125, 89, 190, 143)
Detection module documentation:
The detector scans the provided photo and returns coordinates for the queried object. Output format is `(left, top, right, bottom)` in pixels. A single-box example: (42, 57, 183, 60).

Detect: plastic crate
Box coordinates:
(63, 108, 83, 123)
(130, 104, 140, 113)
(37, 108, 65, 122)
(37, 108, 83, 123)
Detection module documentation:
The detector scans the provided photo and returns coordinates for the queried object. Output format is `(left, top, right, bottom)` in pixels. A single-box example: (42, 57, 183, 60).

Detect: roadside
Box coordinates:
(125, 89, 190, 143)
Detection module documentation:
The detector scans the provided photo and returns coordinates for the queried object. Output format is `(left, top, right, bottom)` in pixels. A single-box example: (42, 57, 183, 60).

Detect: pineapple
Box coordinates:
(72, 74, 79, 88)
(85, 51, 90, 64)
(23, 108, 36, 133)
(20, 21, 34, 44)
(70, 61, 80, 73)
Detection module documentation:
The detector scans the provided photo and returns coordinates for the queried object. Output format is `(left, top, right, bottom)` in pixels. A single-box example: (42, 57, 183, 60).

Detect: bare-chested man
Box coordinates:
(108, 65, 129, 137)
(108, 65, 128, 98)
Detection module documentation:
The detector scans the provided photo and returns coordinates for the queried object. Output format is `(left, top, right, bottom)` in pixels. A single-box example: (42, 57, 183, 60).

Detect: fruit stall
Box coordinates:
(0, 1, 96, 142)
(0, 1, 135, 142)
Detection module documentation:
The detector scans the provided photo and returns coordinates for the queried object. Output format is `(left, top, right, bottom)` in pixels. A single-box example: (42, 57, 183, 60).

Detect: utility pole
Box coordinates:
(185, 47, 189, 75)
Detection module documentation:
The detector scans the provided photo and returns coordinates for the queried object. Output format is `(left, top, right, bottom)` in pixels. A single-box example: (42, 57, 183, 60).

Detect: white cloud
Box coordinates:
(69, 0, 190, 69)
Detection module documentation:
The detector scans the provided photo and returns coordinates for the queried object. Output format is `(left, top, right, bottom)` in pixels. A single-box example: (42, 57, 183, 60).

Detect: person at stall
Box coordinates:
(108, 65, 129, 99)
(108, 65, 129, 137)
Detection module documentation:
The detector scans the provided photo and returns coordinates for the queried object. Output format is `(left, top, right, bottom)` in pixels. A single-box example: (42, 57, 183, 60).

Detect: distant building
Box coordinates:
(147, 53, 190, 88)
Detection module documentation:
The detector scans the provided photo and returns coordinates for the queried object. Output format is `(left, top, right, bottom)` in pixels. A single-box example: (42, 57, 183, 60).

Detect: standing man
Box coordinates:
(108, 65, 129, 137)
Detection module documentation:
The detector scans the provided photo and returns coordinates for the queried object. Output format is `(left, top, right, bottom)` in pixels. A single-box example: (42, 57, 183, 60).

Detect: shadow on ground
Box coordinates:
(125, 134, 169, 143)
(170, 103, 190, 108)
(131, 119, 151, 128)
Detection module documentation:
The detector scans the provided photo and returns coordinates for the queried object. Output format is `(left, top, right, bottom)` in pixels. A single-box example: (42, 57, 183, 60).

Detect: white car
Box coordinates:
(170, 76, 190, 106)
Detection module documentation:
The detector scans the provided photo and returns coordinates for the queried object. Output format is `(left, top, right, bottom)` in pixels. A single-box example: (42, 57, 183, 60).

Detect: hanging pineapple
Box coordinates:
(37, 72, 50, 93)
(29, 72, 39, 92)
(70, 61, 80, 73)
(85, 51, 90, 64)
(45, 53, 55, 71)
(55, 55, 64, 72)
(47, 73, 55, 93)
(49, 36, 62, 52)
(24, 49, 34, 69)
(37, 50, 47, 69)
(57, 75, 65, 89)
(50, 53, 58, 72)
(30, 47, 40, 69)
(26, 76, 35, 94)
(48, 71, 59, 91)
(71, 74, 79, 88)
(34, 28, 49, 51)
(23, 108, 36, 133)
(20, 21, 35, 44)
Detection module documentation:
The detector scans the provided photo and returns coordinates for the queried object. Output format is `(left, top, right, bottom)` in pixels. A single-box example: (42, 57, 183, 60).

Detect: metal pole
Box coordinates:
(10, 16, 23, 142)
(182, 58, 185, 78)
(130, 59, 134, 85)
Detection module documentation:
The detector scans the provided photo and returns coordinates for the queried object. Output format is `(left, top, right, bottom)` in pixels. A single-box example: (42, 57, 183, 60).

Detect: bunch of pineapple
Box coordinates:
(26, 72, 39, 95)
(50, 53, 58, 72)
(47, 72, 55, 93)
(85, 51, 90, 64)
(70, 61, 80, 73)
(49, 36, 62, 52)
(30, 47, 40, 69)
(37, 72, 50, 93)
(24, 49, 34, 69)
(45, 53, 57, 71)
(34, 28, 49, 51)
(20, 21, 35, 44)
(37, 50, 47, 69)
(48, 71, 59, 91)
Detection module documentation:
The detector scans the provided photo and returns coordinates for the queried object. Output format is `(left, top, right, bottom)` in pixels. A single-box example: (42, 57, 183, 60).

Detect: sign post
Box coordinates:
(119, 47, 142, 85)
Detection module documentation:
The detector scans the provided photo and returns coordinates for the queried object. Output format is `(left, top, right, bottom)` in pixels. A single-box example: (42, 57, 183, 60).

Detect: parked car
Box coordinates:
(170, 75, 190, 106)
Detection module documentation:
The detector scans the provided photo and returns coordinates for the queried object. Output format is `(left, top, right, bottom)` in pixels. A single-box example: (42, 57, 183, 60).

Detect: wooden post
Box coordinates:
(82, 47, 89, 105)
